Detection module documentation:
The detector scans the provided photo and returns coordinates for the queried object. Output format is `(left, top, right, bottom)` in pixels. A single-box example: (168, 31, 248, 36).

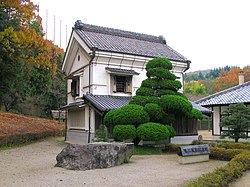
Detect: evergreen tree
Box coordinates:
(130, 57, 201, 124)
(220, 103, 250, 142)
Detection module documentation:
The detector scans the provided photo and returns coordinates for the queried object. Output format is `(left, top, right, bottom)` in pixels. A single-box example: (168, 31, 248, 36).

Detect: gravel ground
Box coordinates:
(0, 138, 229, 187)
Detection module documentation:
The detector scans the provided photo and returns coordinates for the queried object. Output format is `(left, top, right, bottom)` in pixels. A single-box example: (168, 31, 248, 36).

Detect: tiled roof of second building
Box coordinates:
(195, 81, 250, 106)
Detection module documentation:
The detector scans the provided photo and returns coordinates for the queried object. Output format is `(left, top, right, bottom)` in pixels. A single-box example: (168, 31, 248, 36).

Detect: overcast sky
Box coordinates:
(33, 0, 250, 72)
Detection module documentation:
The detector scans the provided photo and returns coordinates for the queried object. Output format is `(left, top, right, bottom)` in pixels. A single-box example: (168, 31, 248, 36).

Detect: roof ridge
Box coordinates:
(195, 81, 250, 104)
(74, 21, 166, 44)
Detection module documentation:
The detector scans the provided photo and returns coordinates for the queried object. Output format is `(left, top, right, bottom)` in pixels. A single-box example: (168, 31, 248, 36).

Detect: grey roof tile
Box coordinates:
(83, 93, 131, 112)
(195, 81, 250, 106)
(74, 22, 187, 62)
(191, 102, 212, 114)
(105, 67, 140, 75)
(83, 93, 210, 114)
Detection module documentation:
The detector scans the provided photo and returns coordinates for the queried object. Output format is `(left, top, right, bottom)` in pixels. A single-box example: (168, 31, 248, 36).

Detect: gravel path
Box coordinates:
(0, 138, 229, 187)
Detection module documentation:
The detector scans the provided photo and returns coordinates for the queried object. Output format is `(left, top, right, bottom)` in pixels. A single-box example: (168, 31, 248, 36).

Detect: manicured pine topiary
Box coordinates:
(130, 57, 194, 123)
(103, 104, 149, 127)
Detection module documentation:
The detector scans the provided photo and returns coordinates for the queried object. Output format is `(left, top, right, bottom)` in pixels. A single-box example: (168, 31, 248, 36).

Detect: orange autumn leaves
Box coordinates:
(0, 112, 64, 138)
(1, 0, 64, 74)
(215, 67, 250, 91)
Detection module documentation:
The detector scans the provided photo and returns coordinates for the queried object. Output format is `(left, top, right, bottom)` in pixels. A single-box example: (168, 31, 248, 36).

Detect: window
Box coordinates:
(71, 77, 80, 97)
(112, 75, 132, 93)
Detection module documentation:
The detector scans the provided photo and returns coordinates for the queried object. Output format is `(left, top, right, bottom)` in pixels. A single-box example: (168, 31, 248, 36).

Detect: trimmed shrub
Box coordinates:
(146, 57, 172, 70)
(157, 89, 188, 99)
(144, 103, 164, 122)
(188, 108, 203, 120)
(141, 78, 158, 88)
(137, 122, 170, 142)
(217, 142, 250, 150)
(210, 147, 244, 161)
(129, 95, 159, 106)
(113, 125, 137, 141)
(159, 95, 192, 116)
(146, 68, 176, 80)
(185, 151, 250, 187)
(136, 87, 155, 96)
(232, 151, 250, 170)
(104, 104, 149, 127)
(165, 125, 176, 138)
(158, 79, 182, 91)
(103, 109, 119, 127)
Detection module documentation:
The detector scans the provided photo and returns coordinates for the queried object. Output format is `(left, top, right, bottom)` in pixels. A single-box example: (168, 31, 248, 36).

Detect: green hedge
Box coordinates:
(137, 122, 170, 142)
(185, 151, 250, 187)
(185, 141, 250, 187)
(113, 125, 137, 141)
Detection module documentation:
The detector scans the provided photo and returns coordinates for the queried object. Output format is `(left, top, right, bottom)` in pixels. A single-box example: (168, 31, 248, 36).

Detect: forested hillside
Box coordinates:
(184, 66, 250, 101)
(0, 0, 66, 118)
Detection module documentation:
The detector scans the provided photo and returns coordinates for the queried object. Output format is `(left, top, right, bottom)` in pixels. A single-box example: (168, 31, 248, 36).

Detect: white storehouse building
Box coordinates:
(62, 20, 196, 144)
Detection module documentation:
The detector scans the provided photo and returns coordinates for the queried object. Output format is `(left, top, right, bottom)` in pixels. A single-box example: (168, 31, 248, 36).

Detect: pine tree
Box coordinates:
(220, 103, 250, 142)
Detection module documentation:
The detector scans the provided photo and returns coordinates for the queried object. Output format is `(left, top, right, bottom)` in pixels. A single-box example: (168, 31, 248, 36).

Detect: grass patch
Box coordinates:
(133, 146, 163, 155)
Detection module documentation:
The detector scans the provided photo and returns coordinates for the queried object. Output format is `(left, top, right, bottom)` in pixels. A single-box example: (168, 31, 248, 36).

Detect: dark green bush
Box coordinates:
(136, 87, 155, 96)
(144, 103, 164, 122)
(159, 80, 182, 91)
(137, 122, 170, 142)
(129, 95, 159, 106)
(159, 95, 192, 116)
(146, 57, 172, 70)
(104, 104, 149, 127)
(146, 68, 176, 80)
(113, 125, 137, 141)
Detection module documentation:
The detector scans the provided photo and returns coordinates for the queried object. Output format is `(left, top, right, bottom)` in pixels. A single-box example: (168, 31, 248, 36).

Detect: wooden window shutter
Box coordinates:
(71, 80, 76, 97)
(126, 76, 132, 93)
(113, 75, 117, 92)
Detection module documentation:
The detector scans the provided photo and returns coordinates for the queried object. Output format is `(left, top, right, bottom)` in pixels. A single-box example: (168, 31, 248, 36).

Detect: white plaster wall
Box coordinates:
(68, 109, 85, 129)
(84, 106, 95, 133)
(213, 106, 221, 135)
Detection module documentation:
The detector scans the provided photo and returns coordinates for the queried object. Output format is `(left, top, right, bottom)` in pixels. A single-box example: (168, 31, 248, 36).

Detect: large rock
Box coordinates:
(55, 142, 134, 170)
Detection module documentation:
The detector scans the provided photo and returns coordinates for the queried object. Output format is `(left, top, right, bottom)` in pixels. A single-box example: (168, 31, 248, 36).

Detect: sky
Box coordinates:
(33, 0, 250, 72)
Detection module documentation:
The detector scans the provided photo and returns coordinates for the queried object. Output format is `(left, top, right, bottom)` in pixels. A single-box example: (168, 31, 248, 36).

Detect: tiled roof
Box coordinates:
(60, 101, 85, 109)
(83, 93, 210, 114)
(83, 93, 131, 112)
(195, 81, 250, 106)
(105, 67, 140, 75)
(74, 21, 187, 62)
(191, 102, 212, 114)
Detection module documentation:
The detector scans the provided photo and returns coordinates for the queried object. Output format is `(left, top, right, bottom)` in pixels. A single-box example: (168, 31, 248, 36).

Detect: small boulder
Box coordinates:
(55, 142, 134, 170)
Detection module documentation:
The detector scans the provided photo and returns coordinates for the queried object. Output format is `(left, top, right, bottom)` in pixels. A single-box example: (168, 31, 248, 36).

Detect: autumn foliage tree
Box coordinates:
(0, 0, 65, 116)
